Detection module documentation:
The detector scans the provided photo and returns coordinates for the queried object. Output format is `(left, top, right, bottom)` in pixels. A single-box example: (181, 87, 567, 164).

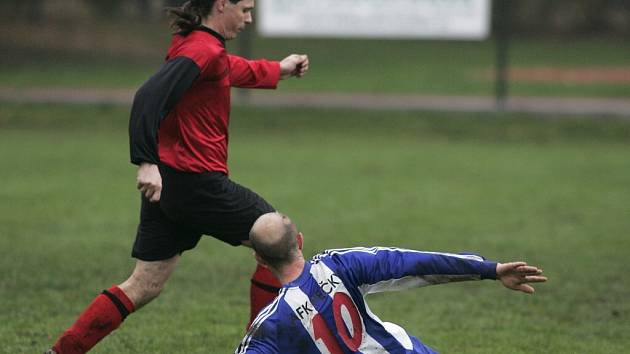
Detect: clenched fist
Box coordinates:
(280, 54, 309, 79)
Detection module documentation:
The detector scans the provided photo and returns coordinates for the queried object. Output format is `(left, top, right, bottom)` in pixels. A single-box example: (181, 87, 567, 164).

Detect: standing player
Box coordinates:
(237, 213, 548, 353)
(46, 1, 309, 353)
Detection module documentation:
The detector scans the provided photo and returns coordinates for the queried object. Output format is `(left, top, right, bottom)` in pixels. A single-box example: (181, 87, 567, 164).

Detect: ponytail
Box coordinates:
(166, 0, 242, 36)
(166, 0, 214, 36)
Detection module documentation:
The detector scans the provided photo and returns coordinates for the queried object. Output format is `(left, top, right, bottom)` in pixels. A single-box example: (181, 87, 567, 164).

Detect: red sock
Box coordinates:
(52, 286, 135, 354)
(248, 265, 282, 328)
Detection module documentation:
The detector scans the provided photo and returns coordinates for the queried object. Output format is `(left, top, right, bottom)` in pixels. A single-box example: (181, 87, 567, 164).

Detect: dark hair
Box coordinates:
(166, 0, 242, 35)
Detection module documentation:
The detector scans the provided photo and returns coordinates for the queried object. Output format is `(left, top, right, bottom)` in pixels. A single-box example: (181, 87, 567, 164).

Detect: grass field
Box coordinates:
(1, 103, 629, 353)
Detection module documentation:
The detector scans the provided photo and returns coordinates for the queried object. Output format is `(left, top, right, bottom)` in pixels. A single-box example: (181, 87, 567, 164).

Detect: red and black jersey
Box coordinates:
(129, 27, 280, 174)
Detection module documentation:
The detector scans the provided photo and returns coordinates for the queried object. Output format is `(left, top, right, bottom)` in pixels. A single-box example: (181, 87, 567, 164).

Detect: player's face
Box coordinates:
(222, 0, 254, 40)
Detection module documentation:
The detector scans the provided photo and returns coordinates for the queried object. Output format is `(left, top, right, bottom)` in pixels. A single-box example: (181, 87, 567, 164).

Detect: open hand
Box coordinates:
(497, 262, 547, 294)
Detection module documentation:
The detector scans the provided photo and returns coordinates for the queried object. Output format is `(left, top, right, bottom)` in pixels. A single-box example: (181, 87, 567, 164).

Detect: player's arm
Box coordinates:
(227, 54, 308, 88)
(331, 247, 544, 294)
(128, 56, 200, 202)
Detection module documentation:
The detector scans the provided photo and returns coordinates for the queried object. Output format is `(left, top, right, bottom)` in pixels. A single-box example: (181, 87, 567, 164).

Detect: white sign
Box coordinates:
(258, 0, 491, 40)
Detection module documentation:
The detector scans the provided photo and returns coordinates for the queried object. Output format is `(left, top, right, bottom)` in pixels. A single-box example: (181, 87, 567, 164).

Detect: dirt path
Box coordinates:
(1, 87, 629, 117)
(477, 67, 630, 84)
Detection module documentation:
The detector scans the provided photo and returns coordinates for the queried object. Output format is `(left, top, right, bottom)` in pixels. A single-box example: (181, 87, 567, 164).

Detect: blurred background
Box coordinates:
(1, 1, 629, 353)
(1, 0, 629, 102)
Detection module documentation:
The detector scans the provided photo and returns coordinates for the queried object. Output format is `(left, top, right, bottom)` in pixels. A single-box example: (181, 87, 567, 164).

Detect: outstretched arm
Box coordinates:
(323, 247, 498, 295)
(496, 262, 547, 294)
(228, 53, 309, 88)
(324, 247, 547, 295)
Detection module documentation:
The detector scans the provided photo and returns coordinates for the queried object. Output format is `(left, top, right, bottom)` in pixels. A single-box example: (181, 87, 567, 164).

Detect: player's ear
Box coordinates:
(297, 232, 304, 251)
(217, 0, 226, 12)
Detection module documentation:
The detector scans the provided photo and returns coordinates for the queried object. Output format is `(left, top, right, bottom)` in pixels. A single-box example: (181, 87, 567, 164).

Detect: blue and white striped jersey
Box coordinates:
(236, 247, 497, 354)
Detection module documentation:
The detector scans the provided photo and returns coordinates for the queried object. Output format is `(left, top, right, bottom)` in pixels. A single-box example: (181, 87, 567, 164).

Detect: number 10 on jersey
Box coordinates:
(312, 292, 364, 353)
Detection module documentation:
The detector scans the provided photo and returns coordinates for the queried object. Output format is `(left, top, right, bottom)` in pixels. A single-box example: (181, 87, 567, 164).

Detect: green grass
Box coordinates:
(2, 21, 629, 97)
(1, 103, 629, 353)
(251, 37, 630, 97)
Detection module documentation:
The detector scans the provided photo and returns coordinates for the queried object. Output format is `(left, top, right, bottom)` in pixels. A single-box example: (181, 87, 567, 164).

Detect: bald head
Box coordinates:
(250, 212, 300, 269)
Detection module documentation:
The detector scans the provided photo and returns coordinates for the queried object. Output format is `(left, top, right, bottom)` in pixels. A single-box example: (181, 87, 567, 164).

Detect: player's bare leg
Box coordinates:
(119, 255, 180, 309)
(48, 256, 179, 354)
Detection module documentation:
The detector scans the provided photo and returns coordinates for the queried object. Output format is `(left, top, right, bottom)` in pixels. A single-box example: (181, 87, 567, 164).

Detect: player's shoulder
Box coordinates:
(168, 31, 224, 62)
(185, 31, 223, 48)
(248, 288, 288, 330)
(237, 291, 287, 354)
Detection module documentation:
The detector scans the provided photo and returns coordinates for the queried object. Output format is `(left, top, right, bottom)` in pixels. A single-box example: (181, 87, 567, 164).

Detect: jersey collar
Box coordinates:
(198, 26, 226, 47)
(285, 261, 312, 288)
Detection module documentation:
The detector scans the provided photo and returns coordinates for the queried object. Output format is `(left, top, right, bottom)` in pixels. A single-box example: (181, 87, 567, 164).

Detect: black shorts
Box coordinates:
(131, 164, 275, 261)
